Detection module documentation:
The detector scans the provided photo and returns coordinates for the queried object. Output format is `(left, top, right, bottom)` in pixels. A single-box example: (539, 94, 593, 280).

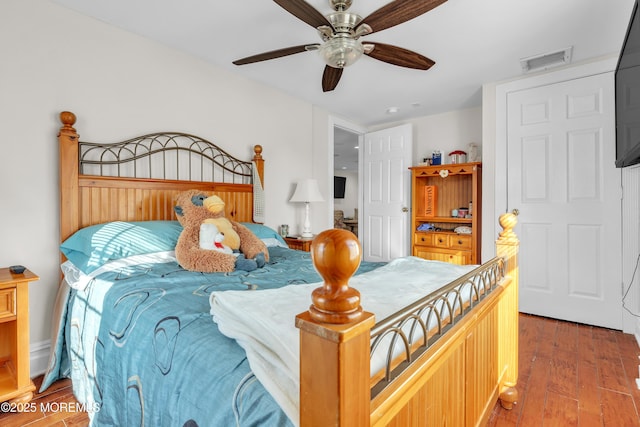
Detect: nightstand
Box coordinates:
(284, 237, 313, 252)
(0, 267, 38, 404)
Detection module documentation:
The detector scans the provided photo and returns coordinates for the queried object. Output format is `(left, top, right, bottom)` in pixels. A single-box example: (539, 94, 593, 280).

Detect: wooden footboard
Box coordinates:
(296, 213, 519, 426)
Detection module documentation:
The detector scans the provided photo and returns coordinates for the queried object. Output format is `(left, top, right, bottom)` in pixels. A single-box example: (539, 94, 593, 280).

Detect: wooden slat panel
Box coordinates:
(383, 343, 466, 427)
(76, 183, 254, 229)
(434, 174, 472, 217)
(465, 308, 500, 425)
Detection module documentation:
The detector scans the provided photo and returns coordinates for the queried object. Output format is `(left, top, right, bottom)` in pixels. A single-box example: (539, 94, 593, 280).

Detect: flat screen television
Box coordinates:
(615, 0, 640, 168)
(334, 176, 346, 199)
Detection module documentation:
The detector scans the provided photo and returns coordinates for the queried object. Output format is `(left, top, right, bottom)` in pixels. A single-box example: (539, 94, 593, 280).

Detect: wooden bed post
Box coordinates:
(252, 144, 264, 187)
(495, 212, 519, 409)
(58, 111, 80, 246)
(296, 229, 374, 427)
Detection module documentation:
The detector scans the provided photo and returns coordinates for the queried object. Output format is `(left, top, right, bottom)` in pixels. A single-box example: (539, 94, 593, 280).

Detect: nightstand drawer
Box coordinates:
(0, 288, 16, 320)
(284, 237, 312, 252)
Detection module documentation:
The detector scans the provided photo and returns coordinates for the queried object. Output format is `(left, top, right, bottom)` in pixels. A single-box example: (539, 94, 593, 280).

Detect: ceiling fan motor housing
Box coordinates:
(327, 12, 362, 35)
(330, 0, 352, 11)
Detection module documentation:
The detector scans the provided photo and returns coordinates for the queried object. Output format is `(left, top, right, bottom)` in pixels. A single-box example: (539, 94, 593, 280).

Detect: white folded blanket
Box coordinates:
(209, 256, 474, 426)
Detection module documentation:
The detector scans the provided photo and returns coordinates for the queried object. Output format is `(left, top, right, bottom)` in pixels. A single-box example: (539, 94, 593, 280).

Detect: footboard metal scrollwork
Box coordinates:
(370, 257, 506, 398)
(79, 133, 253, 184)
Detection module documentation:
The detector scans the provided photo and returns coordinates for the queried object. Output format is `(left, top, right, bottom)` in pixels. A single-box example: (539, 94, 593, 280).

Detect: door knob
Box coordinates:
(402, 207, 409, 213)
(512, 208, 519, 216)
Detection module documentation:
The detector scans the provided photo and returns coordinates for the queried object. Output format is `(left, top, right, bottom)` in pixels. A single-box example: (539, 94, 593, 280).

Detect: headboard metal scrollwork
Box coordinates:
(79, 133, 253, 184)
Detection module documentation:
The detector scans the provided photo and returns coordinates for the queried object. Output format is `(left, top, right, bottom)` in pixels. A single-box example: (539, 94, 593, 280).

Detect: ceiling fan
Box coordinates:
(233, 0, 447, 92)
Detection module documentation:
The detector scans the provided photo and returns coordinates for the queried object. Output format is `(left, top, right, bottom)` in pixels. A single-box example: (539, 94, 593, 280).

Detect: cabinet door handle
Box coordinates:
(438, 238, 443, 243)
(457, 240, 462, 245)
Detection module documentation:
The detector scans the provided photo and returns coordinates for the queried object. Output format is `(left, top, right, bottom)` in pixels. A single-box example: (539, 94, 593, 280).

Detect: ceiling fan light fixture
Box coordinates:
(319, 37, 364, 68)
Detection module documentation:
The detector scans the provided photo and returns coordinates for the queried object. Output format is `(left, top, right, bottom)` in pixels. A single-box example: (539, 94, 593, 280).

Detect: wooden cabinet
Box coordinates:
(0, 267, 38, 403)
(284, 237, 313, 252)
(410, 162, 482, 265)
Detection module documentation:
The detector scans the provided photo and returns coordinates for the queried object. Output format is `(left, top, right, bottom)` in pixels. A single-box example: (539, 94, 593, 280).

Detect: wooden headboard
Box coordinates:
(57, 111, 265, 244)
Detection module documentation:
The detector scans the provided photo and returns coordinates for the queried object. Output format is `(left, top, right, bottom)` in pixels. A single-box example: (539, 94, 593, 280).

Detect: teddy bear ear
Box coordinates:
(174, 205, 184, 216)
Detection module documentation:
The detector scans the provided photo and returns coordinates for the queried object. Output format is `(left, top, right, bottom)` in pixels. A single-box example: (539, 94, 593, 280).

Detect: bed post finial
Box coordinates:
(59, 111, 76, 131)
(309, 229, 363, 324)
(498, 211, 518, 243)
(253, 144, 263, 159)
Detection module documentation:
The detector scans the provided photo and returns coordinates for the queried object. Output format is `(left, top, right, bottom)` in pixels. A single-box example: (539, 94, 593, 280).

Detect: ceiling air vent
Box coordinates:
(520, 46, 573, 73)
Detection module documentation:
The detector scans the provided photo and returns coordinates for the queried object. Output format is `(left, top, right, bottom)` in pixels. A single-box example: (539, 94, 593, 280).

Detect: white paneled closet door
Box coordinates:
(507, 72, 622, 329)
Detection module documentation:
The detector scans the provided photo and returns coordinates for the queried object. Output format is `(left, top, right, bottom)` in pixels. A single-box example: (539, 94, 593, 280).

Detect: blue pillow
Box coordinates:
(240, 223, 287, 247)
(61, 221, 183, 274)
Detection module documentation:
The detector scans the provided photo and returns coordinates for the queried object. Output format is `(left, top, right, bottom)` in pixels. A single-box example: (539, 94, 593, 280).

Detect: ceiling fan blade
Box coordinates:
(322, 66, 343, 92)
(358, 0, 447, 34)
(364, 42, 435, 70)
(233, 44, 318, 65)
(273, 0, 330, 29)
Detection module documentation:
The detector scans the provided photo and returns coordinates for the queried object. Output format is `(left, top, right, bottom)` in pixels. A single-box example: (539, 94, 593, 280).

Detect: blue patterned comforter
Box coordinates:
(42, 247, 384, 426)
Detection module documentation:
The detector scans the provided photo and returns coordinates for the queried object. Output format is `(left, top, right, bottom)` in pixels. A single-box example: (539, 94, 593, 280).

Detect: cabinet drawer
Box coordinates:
(0, 288, 16, 320)
(450, 234, 472, 250)
(432, 233, 449, 248)
(413, 248, 471, 265)
(414, 233, 432, 246)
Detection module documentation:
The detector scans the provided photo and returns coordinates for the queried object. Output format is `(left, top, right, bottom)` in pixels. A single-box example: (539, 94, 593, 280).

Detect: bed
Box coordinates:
(42, 111, 519, 426)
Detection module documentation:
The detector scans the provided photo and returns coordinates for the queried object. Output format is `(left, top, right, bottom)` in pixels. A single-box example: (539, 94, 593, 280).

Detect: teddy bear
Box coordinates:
(174, 190, 268, 273)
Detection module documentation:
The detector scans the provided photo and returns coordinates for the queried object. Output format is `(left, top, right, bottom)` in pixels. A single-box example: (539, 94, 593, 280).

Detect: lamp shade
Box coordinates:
(289, 179, 325, 203)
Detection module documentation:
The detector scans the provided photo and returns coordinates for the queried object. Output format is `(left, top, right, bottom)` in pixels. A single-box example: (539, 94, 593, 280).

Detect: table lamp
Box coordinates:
(289, 178, 325, 238)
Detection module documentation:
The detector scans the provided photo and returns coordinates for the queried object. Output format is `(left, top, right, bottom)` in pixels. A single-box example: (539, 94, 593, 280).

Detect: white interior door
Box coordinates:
(362, 124, 412, 262)
(507, 72, 622, 329)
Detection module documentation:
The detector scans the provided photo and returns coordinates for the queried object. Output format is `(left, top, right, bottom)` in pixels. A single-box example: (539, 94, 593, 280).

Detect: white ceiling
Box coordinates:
(52, 0, 635, 128)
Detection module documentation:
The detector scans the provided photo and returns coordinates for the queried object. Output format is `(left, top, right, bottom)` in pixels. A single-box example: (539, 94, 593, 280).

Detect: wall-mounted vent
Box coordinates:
(520, 47, 573, 73)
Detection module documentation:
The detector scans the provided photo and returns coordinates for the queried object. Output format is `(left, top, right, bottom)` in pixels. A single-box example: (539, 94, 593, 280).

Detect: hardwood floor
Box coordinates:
(489, 314, 640, 426)
(0, 377, 89, 427)
(0, 314, 638, 426)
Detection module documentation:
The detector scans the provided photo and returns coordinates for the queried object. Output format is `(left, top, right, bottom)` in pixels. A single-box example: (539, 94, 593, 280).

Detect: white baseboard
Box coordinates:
(30, 340, 51, 378)
(635, 319, 640, 390)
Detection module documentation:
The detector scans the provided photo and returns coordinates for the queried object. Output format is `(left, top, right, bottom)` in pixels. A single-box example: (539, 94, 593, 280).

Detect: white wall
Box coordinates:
(0, 0, 324, 361)
(409, 107, 482, 167)
(370, 107, 482, 169)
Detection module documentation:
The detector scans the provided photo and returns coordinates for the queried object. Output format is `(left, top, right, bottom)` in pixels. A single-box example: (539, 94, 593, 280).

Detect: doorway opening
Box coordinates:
(333, 127, 360, 235)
